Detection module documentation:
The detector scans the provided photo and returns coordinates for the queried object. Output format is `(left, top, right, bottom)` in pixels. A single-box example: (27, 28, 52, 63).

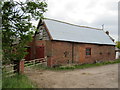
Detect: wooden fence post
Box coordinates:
(19, 59, 25, 73)
(13, 59, 25, 74)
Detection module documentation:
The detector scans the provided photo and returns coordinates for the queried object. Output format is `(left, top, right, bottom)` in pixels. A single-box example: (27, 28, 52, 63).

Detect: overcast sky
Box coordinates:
(29, 0, 119, 41)
(40, 0, 118, 41)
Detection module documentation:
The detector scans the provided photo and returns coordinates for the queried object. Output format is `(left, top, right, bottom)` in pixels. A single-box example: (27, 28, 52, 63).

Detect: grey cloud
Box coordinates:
(105, 1, 118, 11)
(86, 0, 99, 9)
(65, 2, 77, 11)
(92, 15, 117, 26)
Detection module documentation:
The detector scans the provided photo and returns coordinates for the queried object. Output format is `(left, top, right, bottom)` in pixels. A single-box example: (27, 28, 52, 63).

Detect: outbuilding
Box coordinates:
(25, 18, 116, 67)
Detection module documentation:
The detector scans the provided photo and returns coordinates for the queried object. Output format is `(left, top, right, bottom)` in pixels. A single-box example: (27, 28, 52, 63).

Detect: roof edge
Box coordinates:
(51, 39, 116, 46)
(44, 18, 103, 30)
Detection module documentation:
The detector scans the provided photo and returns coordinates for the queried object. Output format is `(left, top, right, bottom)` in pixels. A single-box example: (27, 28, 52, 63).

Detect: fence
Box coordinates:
(2, 57, 47, 77)
(2, 64, 17, 77)
(24, 58, 47, 68)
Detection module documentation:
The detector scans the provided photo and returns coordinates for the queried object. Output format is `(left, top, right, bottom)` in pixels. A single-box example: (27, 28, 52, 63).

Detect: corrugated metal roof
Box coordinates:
(44, 19, 115, 45)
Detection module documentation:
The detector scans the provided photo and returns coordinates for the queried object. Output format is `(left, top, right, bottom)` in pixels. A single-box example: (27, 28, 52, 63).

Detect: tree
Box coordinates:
(116, 41, 120, 49)
(2, 0, 47, 64)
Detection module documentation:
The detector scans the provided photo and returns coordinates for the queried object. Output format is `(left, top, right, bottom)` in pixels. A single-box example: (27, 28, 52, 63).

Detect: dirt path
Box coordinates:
(24, 64, 118, 88)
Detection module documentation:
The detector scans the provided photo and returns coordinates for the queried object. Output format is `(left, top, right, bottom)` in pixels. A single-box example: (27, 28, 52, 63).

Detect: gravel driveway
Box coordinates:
(24, 64, 118, 88)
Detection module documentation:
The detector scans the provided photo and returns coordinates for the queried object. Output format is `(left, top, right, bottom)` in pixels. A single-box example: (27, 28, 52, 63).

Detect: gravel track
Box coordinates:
(24, 64, 118, 88)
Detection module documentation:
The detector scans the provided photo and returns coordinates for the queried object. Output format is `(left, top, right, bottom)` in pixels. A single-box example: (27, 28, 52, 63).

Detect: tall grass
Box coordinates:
(2, 74, 36, 88)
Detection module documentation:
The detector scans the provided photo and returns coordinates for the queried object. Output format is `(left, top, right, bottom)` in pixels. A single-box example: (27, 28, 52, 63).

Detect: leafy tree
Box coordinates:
(2, 0, 47, 64)
(0, 1, 2, 61)
(116, 41, 120, 49)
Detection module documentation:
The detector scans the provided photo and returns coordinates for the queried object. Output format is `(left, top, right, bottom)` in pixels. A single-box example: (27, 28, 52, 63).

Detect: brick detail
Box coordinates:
(27, 40, 115, 67)
(50, 41, 115, 66)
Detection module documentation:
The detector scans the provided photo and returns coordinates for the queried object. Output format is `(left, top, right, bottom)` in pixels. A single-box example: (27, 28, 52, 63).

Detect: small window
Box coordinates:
(86, 48, 91, 56)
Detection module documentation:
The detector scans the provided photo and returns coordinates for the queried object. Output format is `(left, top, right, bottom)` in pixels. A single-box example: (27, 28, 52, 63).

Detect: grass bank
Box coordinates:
(2, 74, 36, 88)
(33, 59, 120, 71)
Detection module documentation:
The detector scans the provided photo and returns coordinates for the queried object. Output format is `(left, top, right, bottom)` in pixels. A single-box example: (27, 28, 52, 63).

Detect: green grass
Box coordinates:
(33, 59, 120, 71)
(2, 74, 36, 88)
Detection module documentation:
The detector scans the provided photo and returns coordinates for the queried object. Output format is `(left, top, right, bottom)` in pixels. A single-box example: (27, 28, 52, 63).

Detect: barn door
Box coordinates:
(35, 46, 44, 59)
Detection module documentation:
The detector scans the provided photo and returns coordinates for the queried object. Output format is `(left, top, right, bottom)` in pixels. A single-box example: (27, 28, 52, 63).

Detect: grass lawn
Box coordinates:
(33, 59, 120, 71)
(2, 74, 36, 88)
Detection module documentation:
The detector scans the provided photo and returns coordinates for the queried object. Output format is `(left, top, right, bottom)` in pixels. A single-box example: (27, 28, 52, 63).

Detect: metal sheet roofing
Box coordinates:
(44, 19, 115, 45)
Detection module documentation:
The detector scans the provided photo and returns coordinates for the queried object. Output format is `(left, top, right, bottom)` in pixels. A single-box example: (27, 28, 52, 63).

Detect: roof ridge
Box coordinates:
(44, 18, 103, 30)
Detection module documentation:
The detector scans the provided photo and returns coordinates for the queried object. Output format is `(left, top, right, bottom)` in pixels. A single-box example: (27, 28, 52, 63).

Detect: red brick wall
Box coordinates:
(49, 41, 115, 67)
(74, 43, 115, 64)
(51, 41, 72, 66)
(28, 40, 115, 67)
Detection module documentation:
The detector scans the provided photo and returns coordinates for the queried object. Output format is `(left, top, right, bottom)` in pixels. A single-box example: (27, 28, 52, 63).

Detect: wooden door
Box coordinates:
(35, 46, 44, 59)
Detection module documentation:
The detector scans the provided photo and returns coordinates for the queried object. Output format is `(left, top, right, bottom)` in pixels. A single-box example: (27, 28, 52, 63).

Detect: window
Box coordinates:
(86, 48, 91, 56)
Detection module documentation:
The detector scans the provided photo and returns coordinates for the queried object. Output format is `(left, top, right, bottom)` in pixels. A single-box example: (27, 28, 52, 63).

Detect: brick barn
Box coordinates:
(25, 18, 116, 67)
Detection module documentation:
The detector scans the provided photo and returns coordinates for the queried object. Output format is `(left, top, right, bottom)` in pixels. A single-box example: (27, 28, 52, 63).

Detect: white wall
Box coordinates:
(116, 52, 120, 59)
